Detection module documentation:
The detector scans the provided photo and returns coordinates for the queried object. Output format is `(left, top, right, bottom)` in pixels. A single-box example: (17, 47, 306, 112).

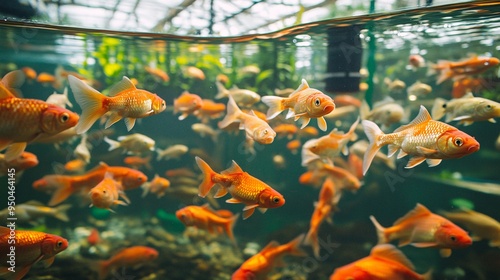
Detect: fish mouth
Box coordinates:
(468, 144, 480, 153)
(323, 105, 335, 114)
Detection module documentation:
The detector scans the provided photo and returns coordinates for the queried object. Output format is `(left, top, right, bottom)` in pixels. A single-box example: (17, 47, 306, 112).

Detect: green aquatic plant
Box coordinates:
(90, 207, 111, 220)
(450, 198, 475, 210)
(156, 209, 185, 233)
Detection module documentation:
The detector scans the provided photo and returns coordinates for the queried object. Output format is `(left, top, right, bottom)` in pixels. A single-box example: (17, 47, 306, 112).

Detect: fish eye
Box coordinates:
(450, 235, 457, 242)
(60, 113, 69, 123)
(442, 104, 447, 108)
(272, 196, 280, 204)
(138, 177, 144, 182)
(454, 137, 463, 147)
(57, 241, 63, 248)
(102, 190, 107, 194)
(263, 129, 268, 135)
(314, 98, 321, 107)
(486, 104, 492, 110)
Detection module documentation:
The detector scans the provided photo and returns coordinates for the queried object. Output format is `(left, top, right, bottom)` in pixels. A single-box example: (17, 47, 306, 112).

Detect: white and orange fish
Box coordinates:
(215, 81, 260, 107)
(0, 70, 79, 161)
(88, 172, 128, 212)
(68, 75, 166, 133)
(141, 174, 170, 198)
(173, 91, 203, 120)
(196, 157, 285, 219)
(432, 92, 500, 125)
(428, 55, 500, 84)
(218, 95, 276, 145)
(362, 105, 480, 175)
(370, 203, 472, 257)
(262, 79, 335, 131)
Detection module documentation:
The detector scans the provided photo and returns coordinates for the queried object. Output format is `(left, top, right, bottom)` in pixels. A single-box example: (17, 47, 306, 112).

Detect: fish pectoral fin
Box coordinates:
(242, 206, 257, 220)
(405, 156, 426, 168)
(285, 109, 295, 119)
(439, 248, 452, 258)
(396, 149, 408, 159)
(41, 256, 55, 268)
(214, 187, 228, 198)
(300, 117, 311, 129)
(105, 112, 123, 129)
(0, 138, 13, 152)
(411, 242, 439, 248)
(226, 197, 243, 204)
(5, 142, 27, 162)
(178, 113, 189, 120)
(426, 158, 442, 167)
(317, 117, 327, 131)
(416, 146, 438, 156)
(124, 118, 136, 131)
(258, 207, 268, 214)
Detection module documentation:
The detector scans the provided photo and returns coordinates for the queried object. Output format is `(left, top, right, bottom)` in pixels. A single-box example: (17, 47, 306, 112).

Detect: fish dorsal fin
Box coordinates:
(371, 244, 415, 270)
(23, 200, 45, 206)
(394, 203, 431, 226)
(221, 160, 243, 174)
(461, 92, 474, 99)
(108, 76, 136, 96)
(393, 106, 432, 133)
(1, 70, 25, 98)
(261, 241, 280, 253)
(0, 83, 15, 99)
(289, 79, 310, 97)
(247, 110, 258, 117)
(373, 96, 395, 108)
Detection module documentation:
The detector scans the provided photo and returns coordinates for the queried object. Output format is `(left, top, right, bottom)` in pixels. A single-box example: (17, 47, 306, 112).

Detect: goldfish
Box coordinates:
(0, 151, 38, 177)
(33, 162, 147, 206)
(408, 54, 426, 70)
(89, 172, 128, 211)
(261, 79, 335, 131)
(191, 123, 219, 142)
(320, 163, 362, 192)
(97, 246, 158, 280)
(87, 228, 100, 246)
(286, 139, 301, 154)
(428, 55, 500, 84)
(215, 81, 261, 107)
(75, 133, 91, 163)
(216, 73, 229, 84)
(68, 75, 166, 133)
(36, 72, 57, 86)
(0, 227, 68, 280)
(274, 87, 295, 96)
(384, 78, 406, 92)
(239, 65, 261, 75)
(195, 156, 285, 219)
(218, 95, 276, 145)
(176, 204, 239, 243)
(360, 97, 404, 131)
(183, 66, 206, 80)
(330, 244, 432, 280)
(21, 66, 37, 81)
(362, 105, 480, 175)
(64, 158, 88, 173)
(104, 133, 155, 155)
(141, 174, 170, 198)
(333, 94, 362, 107)
(0, 70, 79, 161)
(144, 66, 169, 82)
(173, 91, 203, 120)
(440, 208, 500, 247)
(451, 77, 484, 98)
(0, 200, 71, 223)
(156, 144, 189, 161)
(431, 92, 500, 125)
(301, 118, 359, 166)
(273, 123, 298, 139)
(45, 87, 73, 109)
(324, 105, 358, 120)
(195, 99, 226, 122)
(304, 178, 340, 258)
(272, 154, 286, 169)
(165, 167, 197, 178)
(298, 126, 319, 138)
(231, 234, 306, 279)
(349, 140, 396, 170)
(347, 153, 364, 180)
(370, 203, 472, 257)
(123, 155, 151, 170)
(407, 81, 432, 100)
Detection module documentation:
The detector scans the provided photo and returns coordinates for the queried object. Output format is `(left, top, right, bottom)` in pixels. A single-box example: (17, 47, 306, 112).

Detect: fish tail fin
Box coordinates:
(47, 176, 75, 206)
(103, 137, 120, 151)
(225, 213, 240, 244)
(304, 228, 320, 258)
(422, 269, 433, 280)
(97, 260, 110, 280)
(261, 95, 285, 120)
(431, 98, 447, 120)
(214, 81, 229, 99)
(369, 215, 389, 244)
(68, 75, 107, 134)
(53, 204, 72, 222)
(195, 156, 218, 197)
(287, 233, 307, 256)
(218, 95, 241, 129)
(436, 68, 452, 85)
(362, 120, 385, 175)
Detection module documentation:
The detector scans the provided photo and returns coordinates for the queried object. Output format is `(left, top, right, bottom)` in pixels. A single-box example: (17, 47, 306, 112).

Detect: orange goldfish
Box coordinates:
(218, 95, 276, 145)
(123, 155, 152, 170)
(298, 126, 319, 138)
(145, 66, 169, 82)
(286, 139, 301, 154)
(21, 67, 37, 81)
(320, 163, 362, 192)
(87, 228, 100, 246)
(89, 172, 128, 211)
(0, 71, 79, 161)
(408, 54, 426, 70)
(195, 99, 226, 122)
(173, 91, 204, 120)
(440, 208, 500, 247)
(184, 66, 206, 80)
(36, 72, 56, 85)
(196, 157, 285, 219)
(176, 204, 239, 243)
(141, 174, 170, 198)
(304, 178, 340, 258)
(165, 167, 197, 178)
(97, 246, 158, 280)
(333, 94, 362, 107)
(262, 79, 335, 131)
(64, 158, 88, 173)
(231, 234, 306, 279)
(451, 77, 484, 98)
(68, 75, 166, 133)
(429, 56, 500, 84)
(301, 118, 359, 166)
(0, 151, 38, 176)
(0, 227, 68, 280)
(274, 123, 298, 139)
(33, 162, 147, 206)
(370, 203, 472, 257)
(362, 105, 480, 175)
(330, 244, 432, 280)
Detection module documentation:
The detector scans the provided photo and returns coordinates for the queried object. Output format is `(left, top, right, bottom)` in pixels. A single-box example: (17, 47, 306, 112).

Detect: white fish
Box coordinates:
(215, 81, 260, 107)
(46, 87, 73, 108)
(156, 144, 189, 161)
(431, 92, 500, 125)
(75, 134, 91, 163)
(104, 133, 155, 155)
(191, 123, 219, 142)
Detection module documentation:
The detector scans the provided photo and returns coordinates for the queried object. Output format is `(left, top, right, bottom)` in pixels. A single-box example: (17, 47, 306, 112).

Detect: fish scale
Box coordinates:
(226, 173, 267, 203)
(0, 231, 45, 264)
(106, 91, 154, 117)
(0, 99, 50, 141)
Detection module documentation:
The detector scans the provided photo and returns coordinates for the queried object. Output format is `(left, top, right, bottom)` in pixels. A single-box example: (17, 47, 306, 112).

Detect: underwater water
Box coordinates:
(0, 1, 500, 279)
